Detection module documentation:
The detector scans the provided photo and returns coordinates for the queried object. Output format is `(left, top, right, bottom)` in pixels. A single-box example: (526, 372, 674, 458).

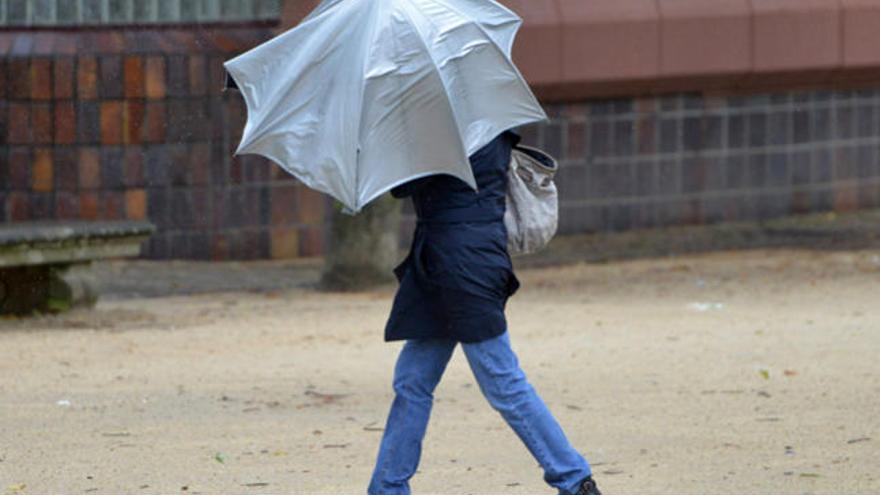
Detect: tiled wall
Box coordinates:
(0, 0, 280, 26)
(516, 91, 880, 234)
(0, 27, 327, 260)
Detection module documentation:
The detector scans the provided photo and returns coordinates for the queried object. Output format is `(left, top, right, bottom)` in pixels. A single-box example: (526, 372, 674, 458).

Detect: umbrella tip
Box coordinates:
(233, 137, 251, 156)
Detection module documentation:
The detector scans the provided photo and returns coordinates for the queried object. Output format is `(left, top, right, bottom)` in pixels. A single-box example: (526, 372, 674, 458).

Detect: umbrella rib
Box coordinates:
(396, 2, 473, 185)
(428, 0, 532, 92)
(354, 0, 392, 210)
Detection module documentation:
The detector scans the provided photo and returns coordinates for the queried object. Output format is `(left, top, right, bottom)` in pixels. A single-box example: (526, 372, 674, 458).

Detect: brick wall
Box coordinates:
(2, 28, 880, 261)
(0, 27, 327, 260)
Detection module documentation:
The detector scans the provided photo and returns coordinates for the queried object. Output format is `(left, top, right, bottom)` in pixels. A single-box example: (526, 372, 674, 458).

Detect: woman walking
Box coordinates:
(222, 1, 595, 488)
(369, 130, 602, 495)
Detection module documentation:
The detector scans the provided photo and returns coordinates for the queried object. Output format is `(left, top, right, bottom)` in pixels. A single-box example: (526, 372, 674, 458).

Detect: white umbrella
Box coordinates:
(224, 0, 547, 213)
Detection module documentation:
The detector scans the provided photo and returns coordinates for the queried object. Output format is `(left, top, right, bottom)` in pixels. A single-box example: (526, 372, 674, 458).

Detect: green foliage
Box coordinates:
(46, 297, 72, 313)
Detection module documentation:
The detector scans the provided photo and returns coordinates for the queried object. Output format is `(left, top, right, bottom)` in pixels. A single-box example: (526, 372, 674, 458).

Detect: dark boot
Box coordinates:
(573, 476, 602, 495)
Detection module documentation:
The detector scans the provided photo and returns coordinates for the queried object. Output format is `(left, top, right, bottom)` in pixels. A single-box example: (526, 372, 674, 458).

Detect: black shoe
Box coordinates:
(573, 476, 602, 495)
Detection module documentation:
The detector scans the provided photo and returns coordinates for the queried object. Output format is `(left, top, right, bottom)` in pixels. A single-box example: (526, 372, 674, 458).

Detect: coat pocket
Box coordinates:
(392, 252, 412, 282)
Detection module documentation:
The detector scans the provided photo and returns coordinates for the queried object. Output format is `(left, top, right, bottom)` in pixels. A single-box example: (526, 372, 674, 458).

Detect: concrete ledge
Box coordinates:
(0, 221, 154, 314)
(517, 209, 880, 268)
(0, 221, 155, 268)
(74, 209, 880, 301)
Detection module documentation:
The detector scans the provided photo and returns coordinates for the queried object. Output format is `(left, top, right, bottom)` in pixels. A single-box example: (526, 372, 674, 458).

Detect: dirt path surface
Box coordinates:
(1, 249, 879, 495)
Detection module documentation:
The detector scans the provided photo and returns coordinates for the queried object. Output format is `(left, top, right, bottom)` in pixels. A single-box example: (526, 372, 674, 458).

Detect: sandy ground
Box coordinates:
(1, 249, 879, 495)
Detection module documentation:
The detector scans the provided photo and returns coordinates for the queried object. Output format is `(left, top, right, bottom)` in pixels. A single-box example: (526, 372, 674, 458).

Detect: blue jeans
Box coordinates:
(368, 332, 591, 495)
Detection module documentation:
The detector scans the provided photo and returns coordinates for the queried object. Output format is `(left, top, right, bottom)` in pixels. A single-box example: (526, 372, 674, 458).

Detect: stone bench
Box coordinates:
(0, 221, 155, 315)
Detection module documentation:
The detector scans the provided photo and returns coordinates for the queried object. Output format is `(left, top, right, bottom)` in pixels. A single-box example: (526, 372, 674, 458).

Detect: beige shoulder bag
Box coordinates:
(504, 145, 559, 255)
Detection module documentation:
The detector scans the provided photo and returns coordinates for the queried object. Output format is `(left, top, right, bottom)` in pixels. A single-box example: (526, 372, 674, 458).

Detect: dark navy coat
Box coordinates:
(384, 131, 521, 343)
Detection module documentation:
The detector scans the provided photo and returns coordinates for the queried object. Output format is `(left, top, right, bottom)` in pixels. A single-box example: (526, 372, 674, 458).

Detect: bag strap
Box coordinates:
(512, 145, 558, 174)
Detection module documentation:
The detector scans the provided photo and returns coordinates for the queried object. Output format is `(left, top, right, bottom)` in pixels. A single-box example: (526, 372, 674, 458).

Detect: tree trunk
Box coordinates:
(321, 195, 402, 291)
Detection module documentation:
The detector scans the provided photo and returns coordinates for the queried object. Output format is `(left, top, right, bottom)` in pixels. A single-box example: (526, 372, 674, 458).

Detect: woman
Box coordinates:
(369, 130, 602, 495)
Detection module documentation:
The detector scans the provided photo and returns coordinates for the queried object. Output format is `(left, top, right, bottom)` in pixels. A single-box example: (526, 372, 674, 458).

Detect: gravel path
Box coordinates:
(1, 249, 879, 494)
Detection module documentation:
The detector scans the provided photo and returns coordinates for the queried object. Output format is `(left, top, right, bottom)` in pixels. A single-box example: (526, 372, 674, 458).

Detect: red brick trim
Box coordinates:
(507, 0, 880, 101)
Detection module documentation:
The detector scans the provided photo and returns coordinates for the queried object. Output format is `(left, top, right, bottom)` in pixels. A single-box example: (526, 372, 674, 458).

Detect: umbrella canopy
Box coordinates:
(224, 0, 547, 213)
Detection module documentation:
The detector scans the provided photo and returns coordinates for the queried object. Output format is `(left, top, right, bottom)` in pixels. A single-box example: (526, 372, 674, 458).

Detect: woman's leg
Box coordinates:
(461, 331, 592, 495)
(368, 338, 458, 495)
